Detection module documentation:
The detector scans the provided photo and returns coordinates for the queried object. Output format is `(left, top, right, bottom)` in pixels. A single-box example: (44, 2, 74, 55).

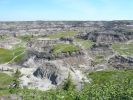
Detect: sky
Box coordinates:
(0, 0, 133, 21)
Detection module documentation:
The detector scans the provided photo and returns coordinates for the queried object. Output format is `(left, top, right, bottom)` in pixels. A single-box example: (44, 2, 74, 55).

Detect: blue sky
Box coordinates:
(0, 0, 133, 21)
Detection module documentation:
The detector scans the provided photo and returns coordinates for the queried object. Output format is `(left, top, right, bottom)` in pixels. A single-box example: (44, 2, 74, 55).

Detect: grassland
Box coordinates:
(112, 42, 133, 56)
(89, 70, 133, 84)
(0, 72, 14, 96)
(0, 73, 13, 88)
(0, 47, 25, 64)
(47, 31, 77, 39)
(52, 43, 80, 55)
(75, 38, 94, 49)
(1, 70, 133, 99)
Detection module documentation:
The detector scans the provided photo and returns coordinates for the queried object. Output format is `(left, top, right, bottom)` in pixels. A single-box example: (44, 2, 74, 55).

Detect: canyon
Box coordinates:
(0, 21, 133, 91)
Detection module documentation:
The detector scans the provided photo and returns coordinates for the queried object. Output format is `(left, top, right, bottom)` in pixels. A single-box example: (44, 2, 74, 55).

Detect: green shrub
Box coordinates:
(62, 73, 75, 91)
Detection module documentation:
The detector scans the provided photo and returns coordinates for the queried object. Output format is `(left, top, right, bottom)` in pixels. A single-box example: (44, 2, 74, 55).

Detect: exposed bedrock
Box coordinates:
(88, 42, 114, 57)
(108, 55, 133, 69)
(27, 49, 84, 61)
(77, 32, 133, 43)
(33, 63, 62, 85)
(32, 58, 90, 90)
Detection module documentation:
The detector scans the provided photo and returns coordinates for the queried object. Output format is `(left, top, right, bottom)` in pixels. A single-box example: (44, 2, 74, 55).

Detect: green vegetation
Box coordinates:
(48, 31, 77, 39)
(112, 42, 133, 56)
(52, 43, 80, 55)
(85, 70, 133, 99)
(62, 73, 75, 91)
(9, 69, 22, 93)
(18, 35, 33, 41)
(0, 73, 13, 89)
(89, 70, 133, 84)
(90, 54, 105, 67)
(75, 38, 94, 49)
(1, 70, 133, 99)
(0, 47, 25, 64)
(94, 54, 105, 65)
(0, 35, 8, 41)
(0, 72, 14, 96)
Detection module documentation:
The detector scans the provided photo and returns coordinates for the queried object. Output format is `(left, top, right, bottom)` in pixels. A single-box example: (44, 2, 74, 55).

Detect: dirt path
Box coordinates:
(7, 51, 26, 64)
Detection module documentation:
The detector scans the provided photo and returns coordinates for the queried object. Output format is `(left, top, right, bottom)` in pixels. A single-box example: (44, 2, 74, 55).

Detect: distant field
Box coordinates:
(0, 47, 25, 64)
(112, 42, 133, 56)
(52, 43, 80, 55)
(48, 31, 77, 39)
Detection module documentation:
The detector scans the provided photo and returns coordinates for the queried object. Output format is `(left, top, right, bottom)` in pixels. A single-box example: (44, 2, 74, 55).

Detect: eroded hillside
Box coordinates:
(0, 21, 133, 92)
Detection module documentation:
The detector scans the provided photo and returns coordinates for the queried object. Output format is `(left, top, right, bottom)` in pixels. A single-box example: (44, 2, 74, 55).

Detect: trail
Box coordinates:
(0, 51, 25, 72)
(7, 51, 26, 64)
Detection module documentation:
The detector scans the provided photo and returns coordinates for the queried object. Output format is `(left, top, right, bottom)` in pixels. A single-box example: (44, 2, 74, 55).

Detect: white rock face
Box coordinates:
(20, 67, 55, 91)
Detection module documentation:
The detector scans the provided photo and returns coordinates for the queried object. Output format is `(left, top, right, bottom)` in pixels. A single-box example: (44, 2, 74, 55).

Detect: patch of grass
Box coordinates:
(0, 47, 25, 64)
(89, 70, 133, 84)
(48, 31, 77, 39)
(52, 43, 80, 55)
(0, 73, 13, 89)
(75, 38, 94, 49)
(94, 54, 105, 65)
(112, 42, 133, 56)
(0, 89, 10, 96)
(91, 54, 105, 66)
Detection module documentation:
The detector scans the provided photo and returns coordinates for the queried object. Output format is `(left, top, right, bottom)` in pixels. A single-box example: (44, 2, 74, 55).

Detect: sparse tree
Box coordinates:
(9, 69, 22, 93)
(62, 73, 75, 91)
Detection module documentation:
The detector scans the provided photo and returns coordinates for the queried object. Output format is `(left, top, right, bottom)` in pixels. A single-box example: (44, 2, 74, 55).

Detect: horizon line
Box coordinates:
(0, 19, 133, 22)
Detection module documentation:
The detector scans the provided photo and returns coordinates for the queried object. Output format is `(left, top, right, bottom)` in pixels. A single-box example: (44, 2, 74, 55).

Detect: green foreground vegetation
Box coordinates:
(0, 47, 25, 64)
(0, 73, 14, 96)
(1, 70, 133, 99)
(52, 43, 80, 55)
(48, 31, 77, 39)
(112, 42, 133, 56)
(0, 73, 13, 89)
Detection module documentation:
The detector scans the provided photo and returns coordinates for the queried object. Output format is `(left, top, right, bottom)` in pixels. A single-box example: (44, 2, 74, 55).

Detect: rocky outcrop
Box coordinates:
(1, 21, 133, 36)
(77, 31, 133, 43)
(88, 43, 113, 57)
(32, 61, 89, 90)
(33, 63, 60, 85)
(90, 43, 111, 51)
(108, 55, 133, 69)
(27, 49, 83, 61)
